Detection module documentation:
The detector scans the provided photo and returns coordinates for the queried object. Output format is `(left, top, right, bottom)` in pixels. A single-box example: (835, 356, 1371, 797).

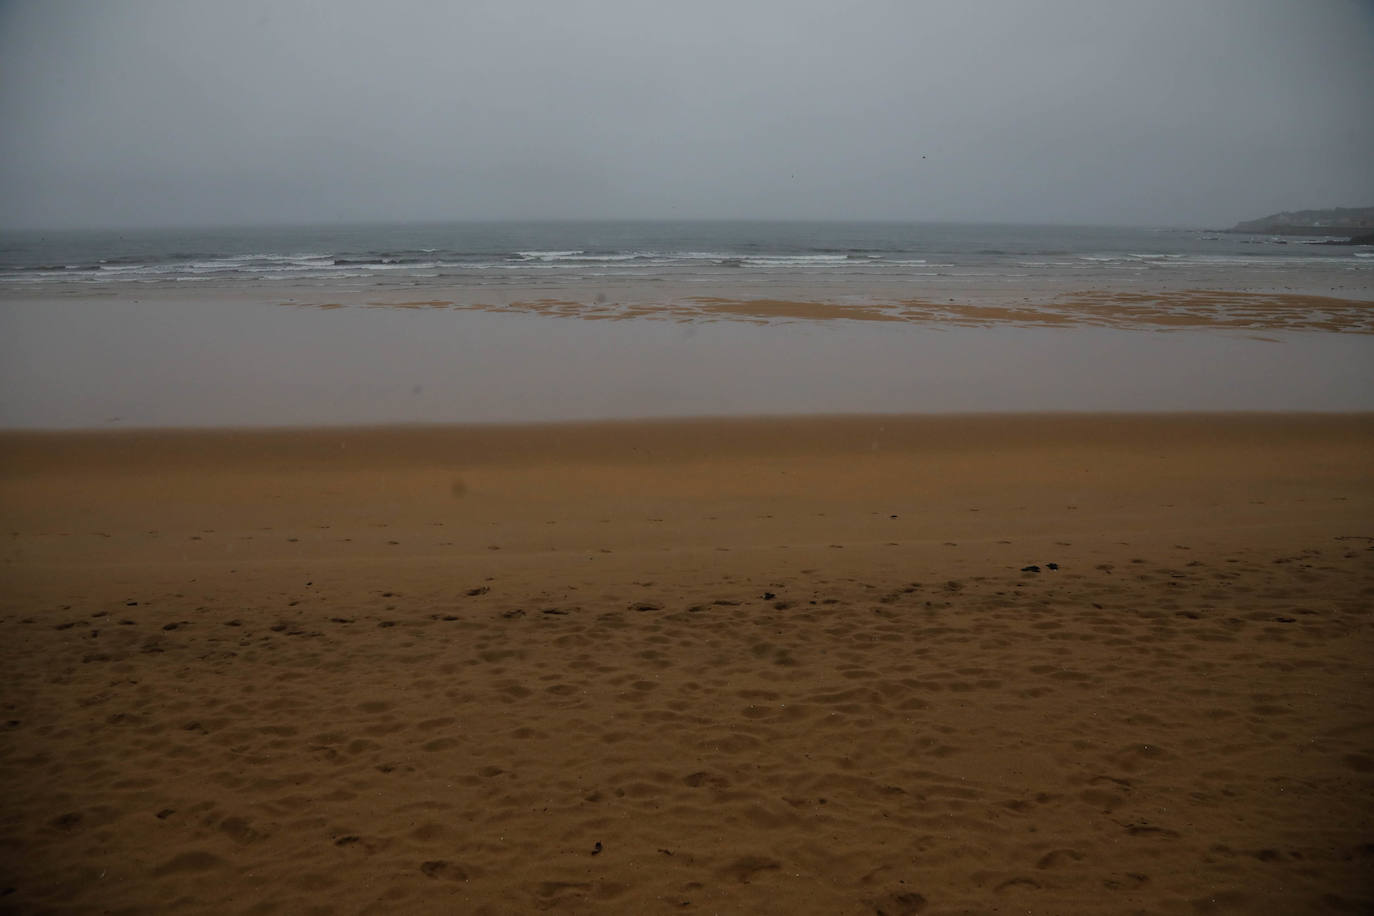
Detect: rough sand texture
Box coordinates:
(282, 289, 1374, 332)
(1, 415, 1372, 914)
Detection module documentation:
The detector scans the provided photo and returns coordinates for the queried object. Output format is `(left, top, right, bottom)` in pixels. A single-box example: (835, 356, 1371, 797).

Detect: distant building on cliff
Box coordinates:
(1227, 206, 1374, 236)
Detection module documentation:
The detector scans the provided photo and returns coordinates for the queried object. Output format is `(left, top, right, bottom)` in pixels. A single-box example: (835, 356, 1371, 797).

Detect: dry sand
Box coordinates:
(1, 414, 1372, 914)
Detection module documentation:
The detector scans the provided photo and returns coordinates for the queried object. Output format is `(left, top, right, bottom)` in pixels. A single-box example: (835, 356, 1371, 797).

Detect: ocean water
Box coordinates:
(1, 221, 1370, 296)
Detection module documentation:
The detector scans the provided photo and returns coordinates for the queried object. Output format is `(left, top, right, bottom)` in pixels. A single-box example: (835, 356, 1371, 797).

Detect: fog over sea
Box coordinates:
(1, 221, 1371, 429)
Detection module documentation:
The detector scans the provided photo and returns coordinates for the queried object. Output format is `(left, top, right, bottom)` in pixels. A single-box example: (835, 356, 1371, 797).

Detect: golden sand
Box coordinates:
(1, 415, 1372, 914)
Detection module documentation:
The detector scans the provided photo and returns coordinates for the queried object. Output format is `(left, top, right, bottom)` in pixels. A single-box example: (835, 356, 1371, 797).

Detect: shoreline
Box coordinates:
(290, 288, 1374, 334)
(5, 409, 1373, 463)
(2, 402, 1372, 433)
(8, 281, 1374, 324)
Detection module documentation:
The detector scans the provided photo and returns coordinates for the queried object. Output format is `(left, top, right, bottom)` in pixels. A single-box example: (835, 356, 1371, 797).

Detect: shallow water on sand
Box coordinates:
(2, 293, 1371, 429)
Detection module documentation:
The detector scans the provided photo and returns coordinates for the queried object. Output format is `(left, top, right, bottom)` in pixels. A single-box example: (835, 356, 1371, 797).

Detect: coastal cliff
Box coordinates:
(1226, 206, 1374, 237)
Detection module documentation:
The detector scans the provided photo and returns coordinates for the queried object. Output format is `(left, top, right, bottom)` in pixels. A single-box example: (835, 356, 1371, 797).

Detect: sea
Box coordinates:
(1, 220, 1370, 294)
(1, 222, 1371, 428)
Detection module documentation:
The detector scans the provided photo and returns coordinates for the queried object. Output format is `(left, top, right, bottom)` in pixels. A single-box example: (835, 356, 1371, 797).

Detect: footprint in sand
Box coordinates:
(717, 856, 781, 884)
(152, 850, 223, 876)
(1036, 849, 1086, 869)
(420, 860, 469, 881)
(865, 891, 927, 914)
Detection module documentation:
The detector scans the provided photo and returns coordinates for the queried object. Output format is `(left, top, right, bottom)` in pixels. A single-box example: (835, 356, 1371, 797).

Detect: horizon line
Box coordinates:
(0, 216, 1226, 234)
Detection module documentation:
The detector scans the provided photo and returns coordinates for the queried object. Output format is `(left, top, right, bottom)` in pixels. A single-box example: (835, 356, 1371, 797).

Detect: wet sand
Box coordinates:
(5, 291, 1374, 430)
(316, 288, 1374, 334)
(2, 414, 1372, 914)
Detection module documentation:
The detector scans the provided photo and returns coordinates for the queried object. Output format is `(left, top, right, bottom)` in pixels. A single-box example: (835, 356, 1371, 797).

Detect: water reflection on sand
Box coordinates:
(1, 291, 1372, 428)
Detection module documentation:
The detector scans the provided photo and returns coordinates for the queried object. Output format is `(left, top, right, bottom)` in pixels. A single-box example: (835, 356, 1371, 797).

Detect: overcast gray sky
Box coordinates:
(1, 0, 1371, 229)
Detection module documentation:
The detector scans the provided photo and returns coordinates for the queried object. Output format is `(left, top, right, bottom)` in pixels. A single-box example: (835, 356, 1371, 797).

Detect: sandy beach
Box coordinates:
(5, 3, 1373, 911)
(1, 413, 1371, 914)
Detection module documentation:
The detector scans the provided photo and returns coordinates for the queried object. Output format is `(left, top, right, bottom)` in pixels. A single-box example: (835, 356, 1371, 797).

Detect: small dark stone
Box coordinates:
(1046, 563, 1059, 570)
(1021, 565, 1041, 573)
(51, 812, 82, 830)
(762, 592, 776, 600)
(591, 841, 603, 856)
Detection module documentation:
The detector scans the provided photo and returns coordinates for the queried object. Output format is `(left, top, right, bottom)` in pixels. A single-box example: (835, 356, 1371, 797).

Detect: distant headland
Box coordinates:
(1225, 206, 1374, 244)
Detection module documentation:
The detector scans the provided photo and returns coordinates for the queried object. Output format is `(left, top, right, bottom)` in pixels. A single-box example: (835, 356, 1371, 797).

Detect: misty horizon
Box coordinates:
(0, 215, 1306, 235)
(2, 1, 1373, 232)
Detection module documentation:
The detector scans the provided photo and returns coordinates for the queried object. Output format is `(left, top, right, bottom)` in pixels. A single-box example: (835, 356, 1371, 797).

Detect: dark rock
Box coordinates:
(1313, 231, 1374, 245)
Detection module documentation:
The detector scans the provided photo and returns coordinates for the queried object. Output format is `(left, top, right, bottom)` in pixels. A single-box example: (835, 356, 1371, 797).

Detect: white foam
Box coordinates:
(516, 250, 583, 260)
